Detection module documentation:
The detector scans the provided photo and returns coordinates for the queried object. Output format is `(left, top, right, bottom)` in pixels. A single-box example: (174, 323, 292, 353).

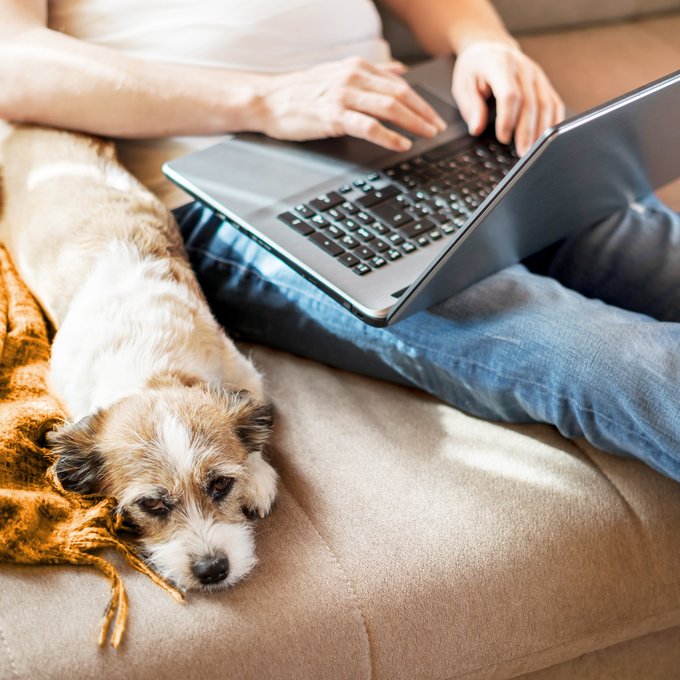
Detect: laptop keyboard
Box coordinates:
(277, 136, 518, 276)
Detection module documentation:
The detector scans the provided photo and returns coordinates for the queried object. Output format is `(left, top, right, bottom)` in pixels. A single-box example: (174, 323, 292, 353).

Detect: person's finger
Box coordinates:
(343, 88, 440, 138)
(381, 60, 408, 76)
(452, 71, 490, 136)
(514, 72, 539, 155)
(358, 71, 447, 131)
(552, 92, 567, 125)
(341, 109, 412, 151)
(545, 86, 566, 125)
(536, 86, 556, 143)
(488, 70, 522, 145)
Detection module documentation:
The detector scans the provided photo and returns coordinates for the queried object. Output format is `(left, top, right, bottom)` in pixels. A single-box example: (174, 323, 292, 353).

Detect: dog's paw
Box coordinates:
(243, 451, 278, 518)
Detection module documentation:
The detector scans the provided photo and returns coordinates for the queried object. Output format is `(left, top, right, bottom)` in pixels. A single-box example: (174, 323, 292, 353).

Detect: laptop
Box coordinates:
(163, 57, 680, 326)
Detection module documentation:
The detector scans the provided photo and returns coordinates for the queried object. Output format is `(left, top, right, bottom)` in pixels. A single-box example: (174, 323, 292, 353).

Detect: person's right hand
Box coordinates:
(253, 57, 447, 152)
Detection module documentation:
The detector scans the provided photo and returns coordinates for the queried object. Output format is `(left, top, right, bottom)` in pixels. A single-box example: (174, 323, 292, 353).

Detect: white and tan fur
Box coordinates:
(0, 124, 278, 590)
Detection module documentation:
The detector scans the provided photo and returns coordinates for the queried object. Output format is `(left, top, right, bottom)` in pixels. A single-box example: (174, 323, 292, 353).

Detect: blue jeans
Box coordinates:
(175, 196, 680, 481)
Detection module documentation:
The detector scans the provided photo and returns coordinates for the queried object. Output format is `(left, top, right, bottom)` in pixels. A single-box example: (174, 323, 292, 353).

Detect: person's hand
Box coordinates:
(452, 41, 565, 155)
(254, 57, 447, 152)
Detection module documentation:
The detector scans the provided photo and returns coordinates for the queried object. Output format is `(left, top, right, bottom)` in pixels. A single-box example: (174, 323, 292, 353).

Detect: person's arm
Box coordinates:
(379, 0, 565, 155)
(0, 0, 446, 150)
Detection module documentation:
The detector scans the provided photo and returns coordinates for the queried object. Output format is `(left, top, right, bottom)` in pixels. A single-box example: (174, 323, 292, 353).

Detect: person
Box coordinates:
(2, 0, 679, 481)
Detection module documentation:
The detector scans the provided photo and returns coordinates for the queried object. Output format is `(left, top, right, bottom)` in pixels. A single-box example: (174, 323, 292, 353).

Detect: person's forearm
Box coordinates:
(379, 0, 517, 55)
(0, 26, 269, 138)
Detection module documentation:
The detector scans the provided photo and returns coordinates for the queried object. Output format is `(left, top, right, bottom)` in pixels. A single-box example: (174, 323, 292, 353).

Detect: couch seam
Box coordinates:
(277, 477, 374, 680)
(0, 622, 19, 680)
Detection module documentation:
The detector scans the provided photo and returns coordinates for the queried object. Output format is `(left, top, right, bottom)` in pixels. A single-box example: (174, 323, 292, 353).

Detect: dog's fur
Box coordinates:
(0, 124, 278, 590)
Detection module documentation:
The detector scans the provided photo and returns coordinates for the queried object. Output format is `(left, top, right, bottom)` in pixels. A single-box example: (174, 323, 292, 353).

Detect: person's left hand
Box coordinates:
(451, 41, 565, 156)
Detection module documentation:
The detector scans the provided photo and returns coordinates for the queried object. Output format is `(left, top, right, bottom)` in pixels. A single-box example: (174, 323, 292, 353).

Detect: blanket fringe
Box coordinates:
(51, 473, 185, 648)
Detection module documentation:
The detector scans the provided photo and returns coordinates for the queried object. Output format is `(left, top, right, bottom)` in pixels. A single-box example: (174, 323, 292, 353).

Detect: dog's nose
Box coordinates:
(192, 555, 229, 585)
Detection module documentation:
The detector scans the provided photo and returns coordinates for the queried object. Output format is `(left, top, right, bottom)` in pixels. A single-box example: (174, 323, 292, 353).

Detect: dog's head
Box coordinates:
(47, 374, 275, 591)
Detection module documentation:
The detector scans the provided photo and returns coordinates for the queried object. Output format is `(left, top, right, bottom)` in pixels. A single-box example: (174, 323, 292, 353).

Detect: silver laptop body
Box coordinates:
(164, 58, 680, 326)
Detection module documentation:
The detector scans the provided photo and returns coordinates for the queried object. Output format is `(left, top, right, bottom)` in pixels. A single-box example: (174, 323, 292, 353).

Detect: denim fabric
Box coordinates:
(175, 196, 680, 481)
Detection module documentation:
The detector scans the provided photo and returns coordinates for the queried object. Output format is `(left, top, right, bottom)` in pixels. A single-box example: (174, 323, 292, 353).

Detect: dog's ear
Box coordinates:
(227, 390, 274, 454)
(46, 413, 105, 494)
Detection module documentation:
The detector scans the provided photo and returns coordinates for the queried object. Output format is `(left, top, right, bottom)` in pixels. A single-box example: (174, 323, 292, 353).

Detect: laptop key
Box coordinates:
(400, 218, 436, 239)
(355, 185, 400, 208)
(369, 199, 414, 227)
(294, 204, 315, 219)
(325, 224, 345, 239)
(340, 234, 360, 249)
(369, 222, 390, 236)
(369, 256, 387, 268)
(355, 227, 375, 242)
(312, 214, 331, 228)
(355, 246, 376, 260)
(309, 191, 344, 212)
(278, 212, 315, 236)
(353, 263, 371, 276)
(278, 211, 302, 226)
(309, 232, 344, 256)
(338, 252, 360, 267)
(340, 201, 359, 215)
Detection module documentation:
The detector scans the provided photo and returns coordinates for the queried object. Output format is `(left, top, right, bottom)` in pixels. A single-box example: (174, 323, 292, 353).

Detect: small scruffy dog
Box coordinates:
(0, 124, 278, 590)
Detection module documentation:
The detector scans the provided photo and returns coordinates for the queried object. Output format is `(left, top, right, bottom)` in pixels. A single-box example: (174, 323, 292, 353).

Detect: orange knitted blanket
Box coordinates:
(0, 245, 182, 648)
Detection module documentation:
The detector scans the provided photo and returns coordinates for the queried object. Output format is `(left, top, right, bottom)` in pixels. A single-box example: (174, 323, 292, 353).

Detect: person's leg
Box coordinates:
(175, 202, 680, 481)
(530, 195, 680, 321)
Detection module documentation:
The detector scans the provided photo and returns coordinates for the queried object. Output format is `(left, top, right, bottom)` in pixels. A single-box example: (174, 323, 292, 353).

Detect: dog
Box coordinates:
(0, 124, 278, 591)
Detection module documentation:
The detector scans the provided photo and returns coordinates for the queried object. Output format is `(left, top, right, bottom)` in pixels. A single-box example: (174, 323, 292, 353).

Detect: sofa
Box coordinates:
(2, 2, 680, 678)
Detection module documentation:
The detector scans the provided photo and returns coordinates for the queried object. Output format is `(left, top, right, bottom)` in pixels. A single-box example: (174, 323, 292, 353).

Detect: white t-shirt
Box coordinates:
(48, 0, 391, 207)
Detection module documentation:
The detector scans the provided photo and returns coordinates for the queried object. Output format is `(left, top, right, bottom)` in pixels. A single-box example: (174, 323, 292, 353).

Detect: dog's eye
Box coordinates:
(138, 497, 169, 516)
(209, 475, 234, 500)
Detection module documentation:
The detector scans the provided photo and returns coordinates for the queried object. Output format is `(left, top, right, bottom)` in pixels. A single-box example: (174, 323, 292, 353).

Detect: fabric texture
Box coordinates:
(0, 245, 180, 648)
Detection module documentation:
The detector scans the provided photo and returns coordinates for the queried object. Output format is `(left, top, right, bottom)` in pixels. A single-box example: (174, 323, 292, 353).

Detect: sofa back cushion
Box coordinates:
(381, 0, 680, 62)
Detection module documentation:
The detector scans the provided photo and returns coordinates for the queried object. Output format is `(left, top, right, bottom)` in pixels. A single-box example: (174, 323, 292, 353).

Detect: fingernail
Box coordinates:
(424, 123, 439, 137)
(399, 138, 412, 151)
(468, 115, 481, 136)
